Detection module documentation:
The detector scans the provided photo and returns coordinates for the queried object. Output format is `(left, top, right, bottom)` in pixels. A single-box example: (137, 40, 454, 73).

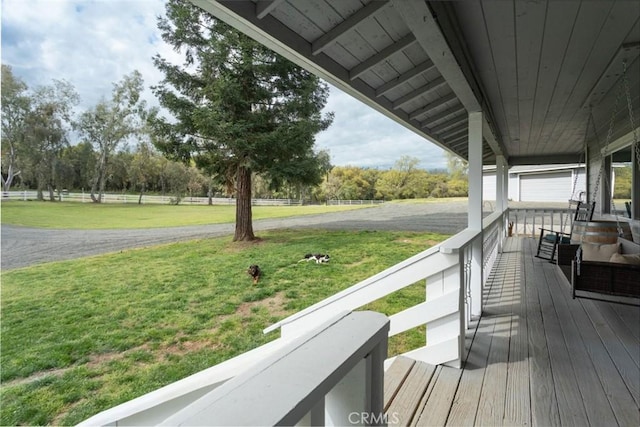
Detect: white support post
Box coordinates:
(496, 156, 505, 213)
(496, 155, 508, 252)
(468, 112, 483, 230)
(468, 112, 483, 318)
(502, 157, 509, 213)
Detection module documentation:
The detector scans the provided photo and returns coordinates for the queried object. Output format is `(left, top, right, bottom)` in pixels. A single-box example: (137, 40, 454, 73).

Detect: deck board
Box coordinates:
(446, 239, 523, 426)
(412, 366, 460, 427)
(523, 238, 561, 426)
(529, 241, 590, 425)
(385, 236, 640, 427)
(503, 239, 531, 427)
(581, 298, 640, 405)
(542, 255, 618, 426)
(474, 246, 514, 426)
(383, 356, 415, 411)
(385, 361, 435, 426)
(552, 270, 640, 424)
(611, 299, 640, 337)
(597, 303, 640, 362)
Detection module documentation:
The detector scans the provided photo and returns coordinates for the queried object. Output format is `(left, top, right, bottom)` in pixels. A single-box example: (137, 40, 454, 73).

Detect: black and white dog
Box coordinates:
(299, 253, 330, 264)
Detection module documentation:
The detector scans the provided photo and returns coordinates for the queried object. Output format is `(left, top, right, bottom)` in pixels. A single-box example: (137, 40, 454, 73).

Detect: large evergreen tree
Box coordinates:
(152, 0, 333, 241)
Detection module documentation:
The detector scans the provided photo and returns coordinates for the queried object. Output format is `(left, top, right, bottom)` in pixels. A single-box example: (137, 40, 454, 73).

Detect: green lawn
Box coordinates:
(0, 201, 373, 229)
(0, 228, 448, 425)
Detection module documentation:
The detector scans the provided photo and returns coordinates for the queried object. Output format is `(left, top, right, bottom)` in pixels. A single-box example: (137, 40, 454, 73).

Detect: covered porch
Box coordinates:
(384, 236, 639, 426)
(80, 1, 639, 425)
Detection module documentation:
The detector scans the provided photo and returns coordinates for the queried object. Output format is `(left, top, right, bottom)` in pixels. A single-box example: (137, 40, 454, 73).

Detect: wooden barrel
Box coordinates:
(571, 221, 632, 244)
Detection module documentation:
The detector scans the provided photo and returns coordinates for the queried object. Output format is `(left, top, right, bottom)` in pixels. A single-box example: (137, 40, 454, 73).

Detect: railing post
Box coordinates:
(425, 257, 463, 368)
(496, 155, 507, 253)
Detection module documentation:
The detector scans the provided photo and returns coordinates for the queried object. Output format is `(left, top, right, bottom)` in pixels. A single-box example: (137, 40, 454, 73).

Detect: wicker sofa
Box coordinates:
(557, 238, 640, 301)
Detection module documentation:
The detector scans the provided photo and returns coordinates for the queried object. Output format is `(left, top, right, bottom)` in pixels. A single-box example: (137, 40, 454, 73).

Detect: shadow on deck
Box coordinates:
(384, 237, 640, 426)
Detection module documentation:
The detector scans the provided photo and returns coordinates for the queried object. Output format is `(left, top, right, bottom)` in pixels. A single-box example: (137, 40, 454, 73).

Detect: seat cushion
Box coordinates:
(609, 252, 640, 265)
(581, 242, 620, 262)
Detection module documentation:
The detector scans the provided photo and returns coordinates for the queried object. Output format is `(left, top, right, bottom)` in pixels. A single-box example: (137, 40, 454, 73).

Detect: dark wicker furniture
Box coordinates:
(571, 260, 640, 300)
(536, 201, 595, 262)
(563, 238, 640, 305)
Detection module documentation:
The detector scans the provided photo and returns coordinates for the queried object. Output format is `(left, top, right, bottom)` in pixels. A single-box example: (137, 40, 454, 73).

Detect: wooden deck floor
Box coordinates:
(384, 237, 640, 427)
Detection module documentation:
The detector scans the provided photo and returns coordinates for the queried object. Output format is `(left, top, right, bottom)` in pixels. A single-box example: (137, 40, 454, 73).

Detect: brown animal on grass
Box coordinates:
(247, 264, 261, 285)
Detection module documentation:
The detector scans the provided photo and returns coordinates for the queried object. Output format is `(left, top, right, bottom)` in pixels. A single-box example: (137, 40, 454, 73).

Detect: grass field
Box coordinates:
(0, 226, 449, 425)
(0, 201, 373, 229)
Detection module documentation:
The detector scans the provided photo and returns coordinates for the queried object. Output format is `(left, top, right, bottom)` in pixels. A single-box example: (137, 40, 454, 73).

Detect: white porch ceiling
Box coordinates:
(192, 0, 640, 166)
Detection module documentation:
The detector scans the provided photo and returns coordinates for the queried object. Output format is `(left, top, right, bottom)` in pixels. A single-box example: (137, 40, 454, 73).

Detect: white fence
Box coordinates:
(1, 191, 303, 206)
(2, 191, 387, 207)
(326, 199, 385, 205)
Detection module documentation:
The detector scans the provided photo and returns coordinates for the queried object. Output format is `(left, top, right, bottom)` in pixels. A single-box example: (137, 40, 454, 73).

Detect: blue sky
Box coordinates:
(1, 0, 447, 170)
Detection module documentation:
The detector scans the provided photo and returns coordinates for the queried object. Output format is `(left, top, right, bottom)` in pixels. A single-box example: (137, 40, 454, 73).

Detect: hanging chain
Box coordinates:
(591, 83, 622, 202)
(622, 60, 640, 170)
(564, 112, 590, 234)
(577, 64, 627, 274)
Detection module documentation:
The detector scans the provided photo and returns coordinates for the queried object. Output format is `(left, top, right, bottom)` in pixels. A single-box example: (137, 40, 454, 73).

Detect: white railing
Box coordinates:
(80, 312, 389, 426)
(265, 208, 508, 369)
(482, 210, 505, 282)
(508, 207, 575, 237)
(79, 209, 509, 425)
(77, 337, 292, 426)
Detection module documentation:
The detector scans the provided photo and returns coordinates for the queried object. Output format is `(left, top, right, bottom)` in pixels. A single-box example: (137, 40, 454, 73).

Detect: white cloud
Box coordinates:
(317, 87, 447, 170)
(1, 0, 447, 170)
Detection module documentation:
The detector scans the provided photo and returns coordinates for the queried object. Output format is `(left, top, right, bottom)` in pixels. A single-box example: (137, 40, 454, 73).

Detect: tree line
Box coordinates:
(1, 0, 467, 241)
(1, 63, 468, 205)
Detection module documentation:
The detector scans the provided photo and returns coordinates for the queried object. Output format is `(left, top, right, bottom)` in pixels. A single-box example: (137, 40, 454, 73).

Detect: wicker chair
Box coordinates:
(536, 201, 595, 262)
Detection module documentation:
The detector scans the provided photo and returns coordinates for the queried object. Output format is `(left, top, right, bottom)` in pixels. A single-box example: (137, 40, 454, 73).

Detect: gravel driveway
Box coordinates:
(1, 201, 470, 271)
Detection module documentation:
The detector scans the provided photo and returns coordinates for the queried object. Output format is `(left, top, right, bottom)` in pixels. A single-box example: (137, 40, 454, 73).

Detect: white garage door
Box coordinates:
(483, 172, 496, 200)
(519, 172, 572, 202)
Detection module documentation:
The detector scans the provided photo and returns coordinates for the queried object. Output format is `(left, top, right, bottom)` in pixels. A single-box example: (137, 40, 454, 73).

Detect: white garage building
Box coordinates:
(483, 164, 586, 203)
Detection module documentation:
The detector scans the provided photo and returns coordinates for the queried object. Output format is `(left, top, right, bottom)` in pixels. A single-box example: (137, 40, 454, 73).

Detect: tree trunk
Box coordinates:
(47, 183, 55, 201)
(91, 151, 107, 203)
(234, 165, 255, 241)
(90, 168, 102, 203)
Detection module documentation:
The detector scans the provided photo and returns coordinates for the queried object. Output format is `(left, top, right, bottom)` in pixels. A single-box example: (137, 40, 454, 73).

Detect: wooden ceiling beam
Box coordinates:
(375, 60, 434, 98)
(420, 104, 466, 129)
(392, 77, 447, 110)
(408, 93, 457, 121)
(440, 123, 468, 139)
(312, 0, 389, 55)
(256, 0, 286, 19)
(394, 0, 505, 157)
(349, 34, 417, 80)
(431, 114, 468, 134)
